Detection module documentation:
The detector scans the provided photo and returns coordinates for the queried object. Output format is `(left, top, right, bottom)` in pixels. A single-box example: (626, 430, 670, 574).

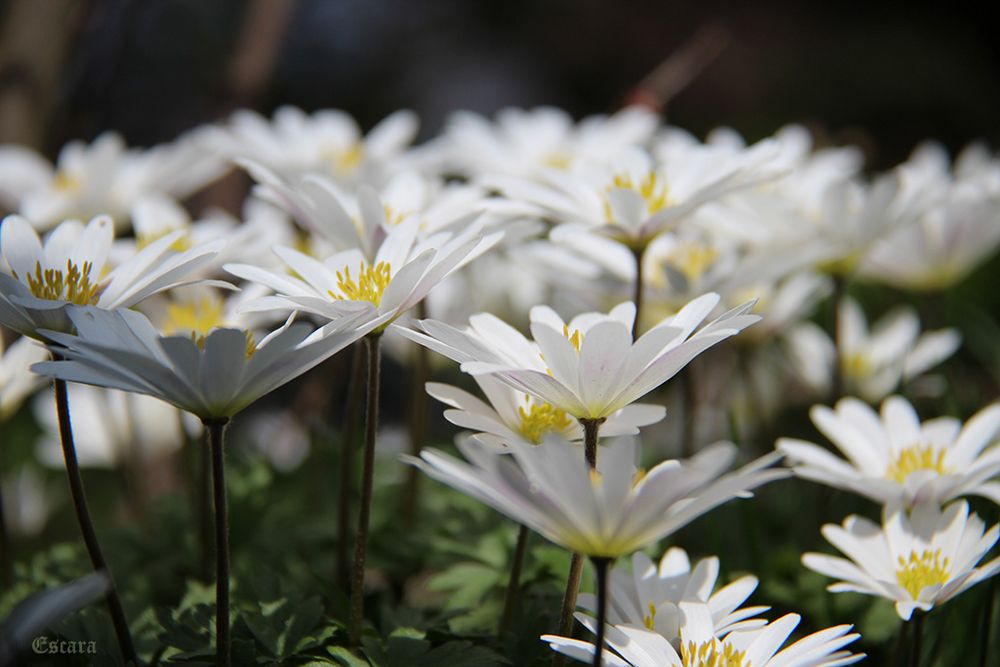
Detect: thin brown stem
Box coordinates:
(499, 523, 530, 636)
(348, 333, 382, 646)
(910, 611, 924, 667)
(402, 300, 430, 528)
(830, 273, 846, 401)
(590, 557, 612, 667)
(630, 245, 647, 341)
(198, 430, 212, 582)
(54, 378, 138, 666)
(206, 417, 231, 667)
(337, 342, 365, 587)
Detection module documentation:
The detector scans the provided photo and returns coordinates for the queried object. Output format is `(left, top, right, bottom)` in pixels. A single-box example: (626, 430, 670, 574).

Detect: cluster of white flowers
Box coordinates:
(0, 103, 997, 666)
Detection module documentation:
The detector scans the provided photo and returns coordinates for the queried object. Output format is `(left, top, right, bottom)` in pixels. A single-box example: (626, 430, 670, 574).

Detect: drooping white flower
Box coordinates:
(407, 435, 786, 559)
(0, 214, 225, 338)
(31, 304, 377, 420)
(575, 548, 767, 642)
(803, 500, 1000, 620)
(543, 601, 863, 667)
(785, 297, 960, 402)
(400, 295, 759, 420)
(779, 396, 1000, 507)
(426, 376, 665, 447)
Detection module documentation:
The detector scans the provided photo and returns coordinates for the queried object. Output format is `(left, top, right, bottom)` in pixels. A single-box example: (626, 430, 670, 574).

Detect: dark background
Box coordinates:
(4, 0, 999, 170)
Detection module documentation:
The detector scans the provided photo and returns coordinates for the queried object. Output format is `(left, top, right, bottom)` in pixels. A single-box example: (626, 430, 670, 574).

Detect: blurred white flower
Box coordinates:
(207, 106, 417, 185)
(803, 500, 1000, 620)
(0, 468, 49, 537)
(0, 335, 48, 420)
(426, 375, 665, 447)
(0, 214, 225, 338)
(779, 396, 1000, 507)
(401, 295, 758, 420)
(543, 600, 862, 667)
(407, 435, 786, 559)
(575, 548, 767, 642)
(785, 297, 960, 402)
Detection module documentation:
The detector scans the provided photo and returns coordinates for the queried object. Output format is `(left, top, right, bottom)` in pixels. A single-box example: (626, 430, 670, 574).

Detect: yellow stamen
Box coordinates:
(517, 398, 572, 444)
(643, 601, 657, 630)
(885, 445, 949, 484)
(681, 640, 749, 667)
(841, 352, 871, 379)
(136, 229, 191, 252)
(331, 143, 363, 173)
(562, 324, 582, 352)
(22, 260, 101, 305)
(383, 204, 406, 227)
(604, 171, 671, 223)
(540, 152, 571, 170)
(896, 549, 950, 600)
(667, 243, 718, 283)
(52, 170, 81, 193)
(329, 261, 391, 306)
(162, 296, 256, 357)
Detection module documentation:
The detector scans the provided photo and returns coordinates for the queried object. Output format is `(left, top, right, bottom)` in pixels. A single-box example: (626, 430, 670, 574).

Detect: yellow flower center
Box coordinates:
(681, 640, 749, 667)
(517, 398, 572, 444)
(643, 601, 657, 630)
(896, 549, 950, 599)
(330, 143, 363, 173)
(136, 229, 191, 252)
(540, 152, 572, 170)
(841, 352, 871, 379)
(667, 243, 718, 283)
(162, 296, 255, 356)
(52, 170, 81, 193)
(562, 324, 582, 352)
(383, 204, 406, 227)
(329, 261, 391, 306)
(22, 260, 101, 305)
(885, 445, 949, 483)
(604, 171, 670, 223)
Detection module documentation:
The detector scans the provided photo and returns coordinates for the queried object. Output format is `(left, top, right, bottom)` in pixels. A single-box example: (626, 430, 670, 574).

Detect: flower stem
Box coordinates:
(54, 377, 138, 666)
(198, 430, 213, 582)
(402, 301, 430, 528)
(830, 273, 846, 400)
(680, 369, 697, 458)
(337, 342, 365, 587)
(981, 577, 997, 667)
(499, 523, 530, 636)
(0, 472, 12, 588)
(554, 417, 604, 666)
(206, 417, 231, 667)
(349, 332, 382, 646)
(630, 244, 647, 340)
(910, 611, 924, 667)
(590, 557, 612, 667)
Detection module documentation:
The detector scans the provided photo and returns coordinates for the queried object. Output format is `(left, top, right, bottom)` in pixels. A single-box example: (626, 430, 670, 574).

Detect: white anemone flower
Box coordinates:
(224, 215, 501, 335)
(803, 500, 1000, 620)
(399, 295, 759, 421)
(786, 297, 960, 402)
(575, 548, 767, 642)
(206, 106, 417, 184)
(778, 396, 1000, 507)
(426, 376, 665, 447)
(0, 214, 224, 338)
(30, 304, 377, 421)
(407, 435, 787, 559)
(543, 601, 863, 667)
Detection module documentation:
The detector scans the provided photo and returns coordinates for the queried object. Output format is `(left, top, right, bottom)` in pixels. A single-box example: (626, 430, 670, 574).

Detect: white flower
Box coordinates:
(407, 435, 786, 559)
(0, 468, 49, 537)
(0, 214, 225, 338)
(426, 376, 665, 447)
(785, 297, 960, 402)
(498, 141, 778, 249)
(575, 548, 767, 642)
(206, 106, 417, 184)
(436, 106, 659, 180)
(33, 384, 189, 468)
(225, 213, 501, 334)
(15, 130, 222, 230)
(543, 601, 863, 667)
(400, 295, 759, 420)
(0, 335, 48, 420)
(803, 500, 1000, 620)
(779, 396, 1000, 507)
(30, 304, 376, 420)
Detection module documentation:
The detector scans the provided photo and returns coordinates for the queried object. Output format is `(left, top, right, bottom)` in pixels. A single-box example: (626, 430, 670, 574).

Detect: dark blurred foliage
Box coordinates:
(25, 0, 1000, 168)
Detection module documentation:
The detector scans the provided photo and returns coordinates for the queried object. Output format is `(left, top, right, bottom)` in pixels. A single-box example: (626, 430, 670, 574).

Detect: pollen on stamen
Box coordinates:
(643, 601, 657, 630)
(896, 549, 950, 600)
(604, 171, 671, 223)
(24, 260, 102, 305)
(329, 261, 392, 306)
(681, 639, 748, 667)
(517, 398, 571, 444)
(885, 445, 949, 484)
